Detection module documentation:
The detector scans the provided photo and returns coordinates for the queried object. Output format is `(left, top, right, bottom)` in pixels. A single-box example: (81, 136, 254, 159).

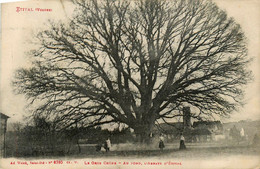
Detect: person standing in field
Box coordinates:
(179, 133, 186, 150)
(104, 137, 111, 152)
(159, 134, 165, 151)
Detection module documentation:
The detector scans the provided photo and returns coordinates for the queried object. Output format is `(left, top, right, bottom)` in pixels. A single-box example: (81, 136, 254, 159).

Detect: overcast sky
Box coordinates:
(1, 0, 259, 125)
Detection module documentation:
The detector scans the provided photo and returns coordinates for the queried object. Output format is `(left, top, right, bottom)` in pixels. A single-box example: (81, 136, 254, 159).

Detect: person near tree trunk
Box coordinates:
(159, 134, 165, 151)
(179, 133, 186, 150)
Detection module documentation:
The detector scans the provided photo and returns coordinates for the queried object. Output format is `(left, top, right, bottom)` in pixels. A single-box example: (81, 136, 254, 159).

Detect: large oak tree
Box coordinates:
(14, 0, 252, 142)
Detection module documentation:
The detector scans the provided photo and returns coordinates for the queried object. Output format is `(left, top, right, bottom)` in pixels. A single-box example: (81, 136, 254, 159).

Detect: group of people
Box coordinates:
(95, 138, 111, 152)
(158, 133, 186, 151)
(96, 134, 186, 152)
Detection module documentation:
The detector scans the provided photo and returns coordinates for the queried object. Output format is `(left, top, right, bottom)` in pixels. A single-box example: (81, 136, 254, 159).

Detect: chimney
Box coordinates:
(183, 107, 191, 128)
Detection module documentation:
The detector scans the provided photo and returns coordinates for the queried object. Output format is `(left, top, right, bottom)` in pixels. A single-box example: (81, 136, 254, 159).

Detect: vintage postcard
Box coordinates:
(0, 0, 260, 168)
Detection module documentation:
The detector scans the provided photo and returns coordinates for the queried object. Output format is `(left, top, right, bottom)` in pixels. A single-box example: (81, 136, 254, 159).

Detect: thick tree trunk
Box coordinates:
(134, 123, 154, 144)
(132, 111, 157, 143)
(135, 129, 149, 143)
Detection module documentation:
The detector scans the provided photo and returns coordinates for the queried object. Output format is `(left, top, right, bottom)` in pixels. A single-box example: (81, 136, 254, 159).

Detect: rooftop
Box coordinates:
(0, 112, 10, 119)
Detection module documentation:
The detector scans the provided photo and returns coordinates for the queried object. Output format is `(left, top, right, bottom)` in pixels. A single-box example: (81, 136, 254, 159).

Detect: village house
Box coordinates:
(152, 107, 224, 142)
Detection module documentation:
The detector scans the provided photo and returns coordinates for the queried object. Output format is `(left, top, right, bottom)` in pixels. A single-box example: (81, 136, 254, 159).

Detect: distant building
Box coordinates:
(183, 107, 192, 129)
(192, 121, 223, 142)
(193, 121, 223, 134)
(222, 121, 254, 141)
(152, 122, 184, 141)
(151, 107, 224, 142)
(0, 112, 10, 157)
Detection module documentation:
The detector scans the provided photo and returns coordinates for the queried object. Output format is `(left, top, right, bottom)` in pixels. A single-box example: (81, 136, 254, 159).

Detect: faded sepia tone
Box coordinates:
(0, 0, 260, 169)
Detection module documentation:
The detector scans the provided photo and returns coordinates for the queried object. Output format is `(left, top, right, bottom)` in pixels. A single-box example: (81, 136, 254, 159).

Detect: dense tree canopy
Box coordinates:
(14, 0, 252, 141)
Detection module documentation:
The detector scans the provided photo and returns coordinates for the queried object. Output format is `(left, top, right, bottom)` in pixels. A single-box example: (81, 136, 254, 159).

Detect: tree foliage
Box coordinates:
(14, 0, 252, 141)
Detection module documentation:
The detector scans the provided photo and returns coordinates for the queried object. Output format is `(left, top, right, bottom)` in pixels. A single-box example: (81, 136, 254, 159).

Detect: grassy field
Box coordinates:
(64, 142, 260, 159)
(6, 141, 260, 159)
(3, 143, 259, 169)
